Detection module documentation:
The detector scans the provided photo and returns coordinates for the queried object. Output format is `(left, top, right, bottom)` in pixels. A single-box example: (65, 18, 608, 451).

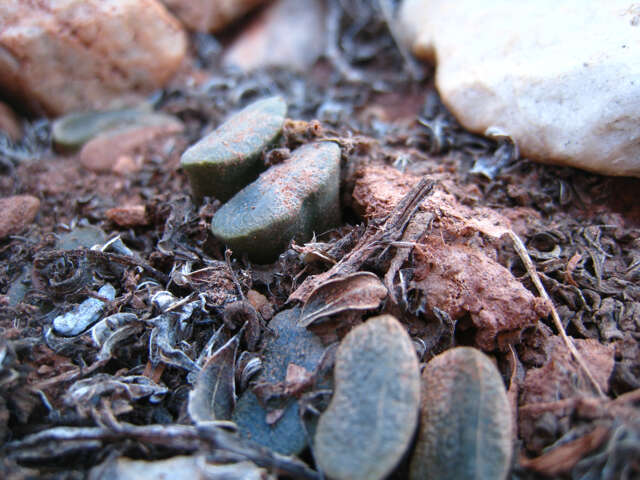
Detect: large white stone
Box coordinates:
(399, 0, 640, 177)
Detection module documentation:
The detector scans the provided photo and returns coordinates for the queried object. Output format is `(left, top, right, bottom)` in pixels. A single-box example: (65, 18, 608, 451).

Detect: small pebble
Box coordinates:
(52, 283, 116, 336)
(51, 105, 166, 150)
(0, 195, 40, 240)
(180, 96, 287, 202)
(80, 121, 183, 173)
(106, 205, 149, 228)
(409, 347, 512, 480)
(314, 314, 420, 480)
(211, 141, 341, 263)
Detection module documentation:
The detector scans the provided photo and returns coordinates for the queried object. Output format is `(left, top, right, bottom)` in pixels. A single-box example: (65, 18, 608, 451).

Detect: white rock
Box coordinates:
(0, 0, 187, 115)
(399, 0, 640, 177)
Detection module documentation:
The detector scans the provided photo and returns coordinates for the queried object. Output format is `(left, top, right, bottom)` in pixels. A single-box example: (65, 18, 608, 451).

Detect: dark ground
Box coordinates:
(1, 2, 640, 478)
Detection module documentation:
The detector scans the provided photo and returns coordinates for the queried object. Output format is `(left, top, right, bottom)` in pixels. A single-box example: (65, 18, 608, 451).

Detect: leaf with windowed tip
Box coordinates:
(314, 315, 420, 480)
(409, 347, 512, 480)
(181, 96, 287, 202)
(211, 141, 341, 263)
(188, 334, 239, 422)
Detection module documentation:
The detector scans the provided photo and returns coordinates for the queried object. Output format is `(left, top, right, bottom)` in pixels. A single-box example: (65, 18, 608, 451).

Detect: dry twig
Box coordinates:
(507, 231, 605, 397)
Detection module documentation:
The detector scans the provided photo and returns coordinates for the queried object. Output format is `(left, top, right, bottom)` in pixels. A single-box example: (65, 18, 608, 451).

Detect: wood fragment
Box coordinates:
(288, 177, 434, 304)
(519, 426, 609, 476)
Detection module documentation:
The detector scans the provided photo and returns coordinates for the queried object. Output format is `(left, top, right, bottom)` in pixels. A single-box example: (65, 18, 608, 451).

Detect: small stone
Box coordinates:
(52, 283, 116, 336)
(314, 315, 420, 480)
(0, 195, 40, 240)
(56, 225, 107, 250)
(399, 0, 640, 177)
(52, 106, 179, 150)
(211, 141, 341, 264)
(112, 155, 142, 176)
(247, 289, 274, 320)
(0, 101, 22, 141)
(223, 0, 325, 72)
(160, 0, 266, 33)
(106, 205, 149, 228)
(180, 96, 287, 202)
(409, 347, 512, 480)
(79, 120, 184, 173)
(232, 308, 325, 455)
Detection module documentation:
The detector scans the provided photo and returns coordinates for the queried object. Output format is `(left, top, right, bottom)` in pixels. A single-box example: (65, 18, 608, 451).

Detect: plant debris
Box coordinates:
(299, 272, 387, 327)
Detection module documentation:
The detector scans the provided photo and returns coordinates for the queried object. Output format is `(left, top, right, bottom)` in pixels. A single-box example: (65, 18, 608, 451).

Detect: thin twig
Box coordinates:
(507, 231, 605, 397)
(30, 359, 109, 390)
(4, 423, 320, 479)
(225, 248, 245, 300)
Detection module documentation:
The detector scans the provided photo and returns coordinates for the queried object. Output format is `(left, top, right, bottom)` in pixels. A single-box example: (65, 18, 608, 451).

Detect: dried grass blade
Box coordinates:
(507, 230, 605, 397)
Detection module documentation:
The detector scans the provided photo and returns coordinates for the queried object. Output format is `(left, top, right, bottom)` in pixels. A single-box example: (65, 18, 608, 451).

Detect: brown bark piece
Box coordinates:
(353, 164, 513, 239)
(519, 426, 609, 476)
(352, 165, 551, 351)
(288, 177, 435, 304)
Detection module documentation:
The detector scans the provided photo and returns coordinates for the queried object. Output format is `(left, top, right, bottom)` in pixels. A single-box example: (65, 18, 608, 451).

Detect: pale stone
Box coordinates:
(80, 120, 184, 173)
(399, 0, 640, 177)
(161, 0, 265, 33)
(223, 0, 325, 72)
(0, 0, 187, 116)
